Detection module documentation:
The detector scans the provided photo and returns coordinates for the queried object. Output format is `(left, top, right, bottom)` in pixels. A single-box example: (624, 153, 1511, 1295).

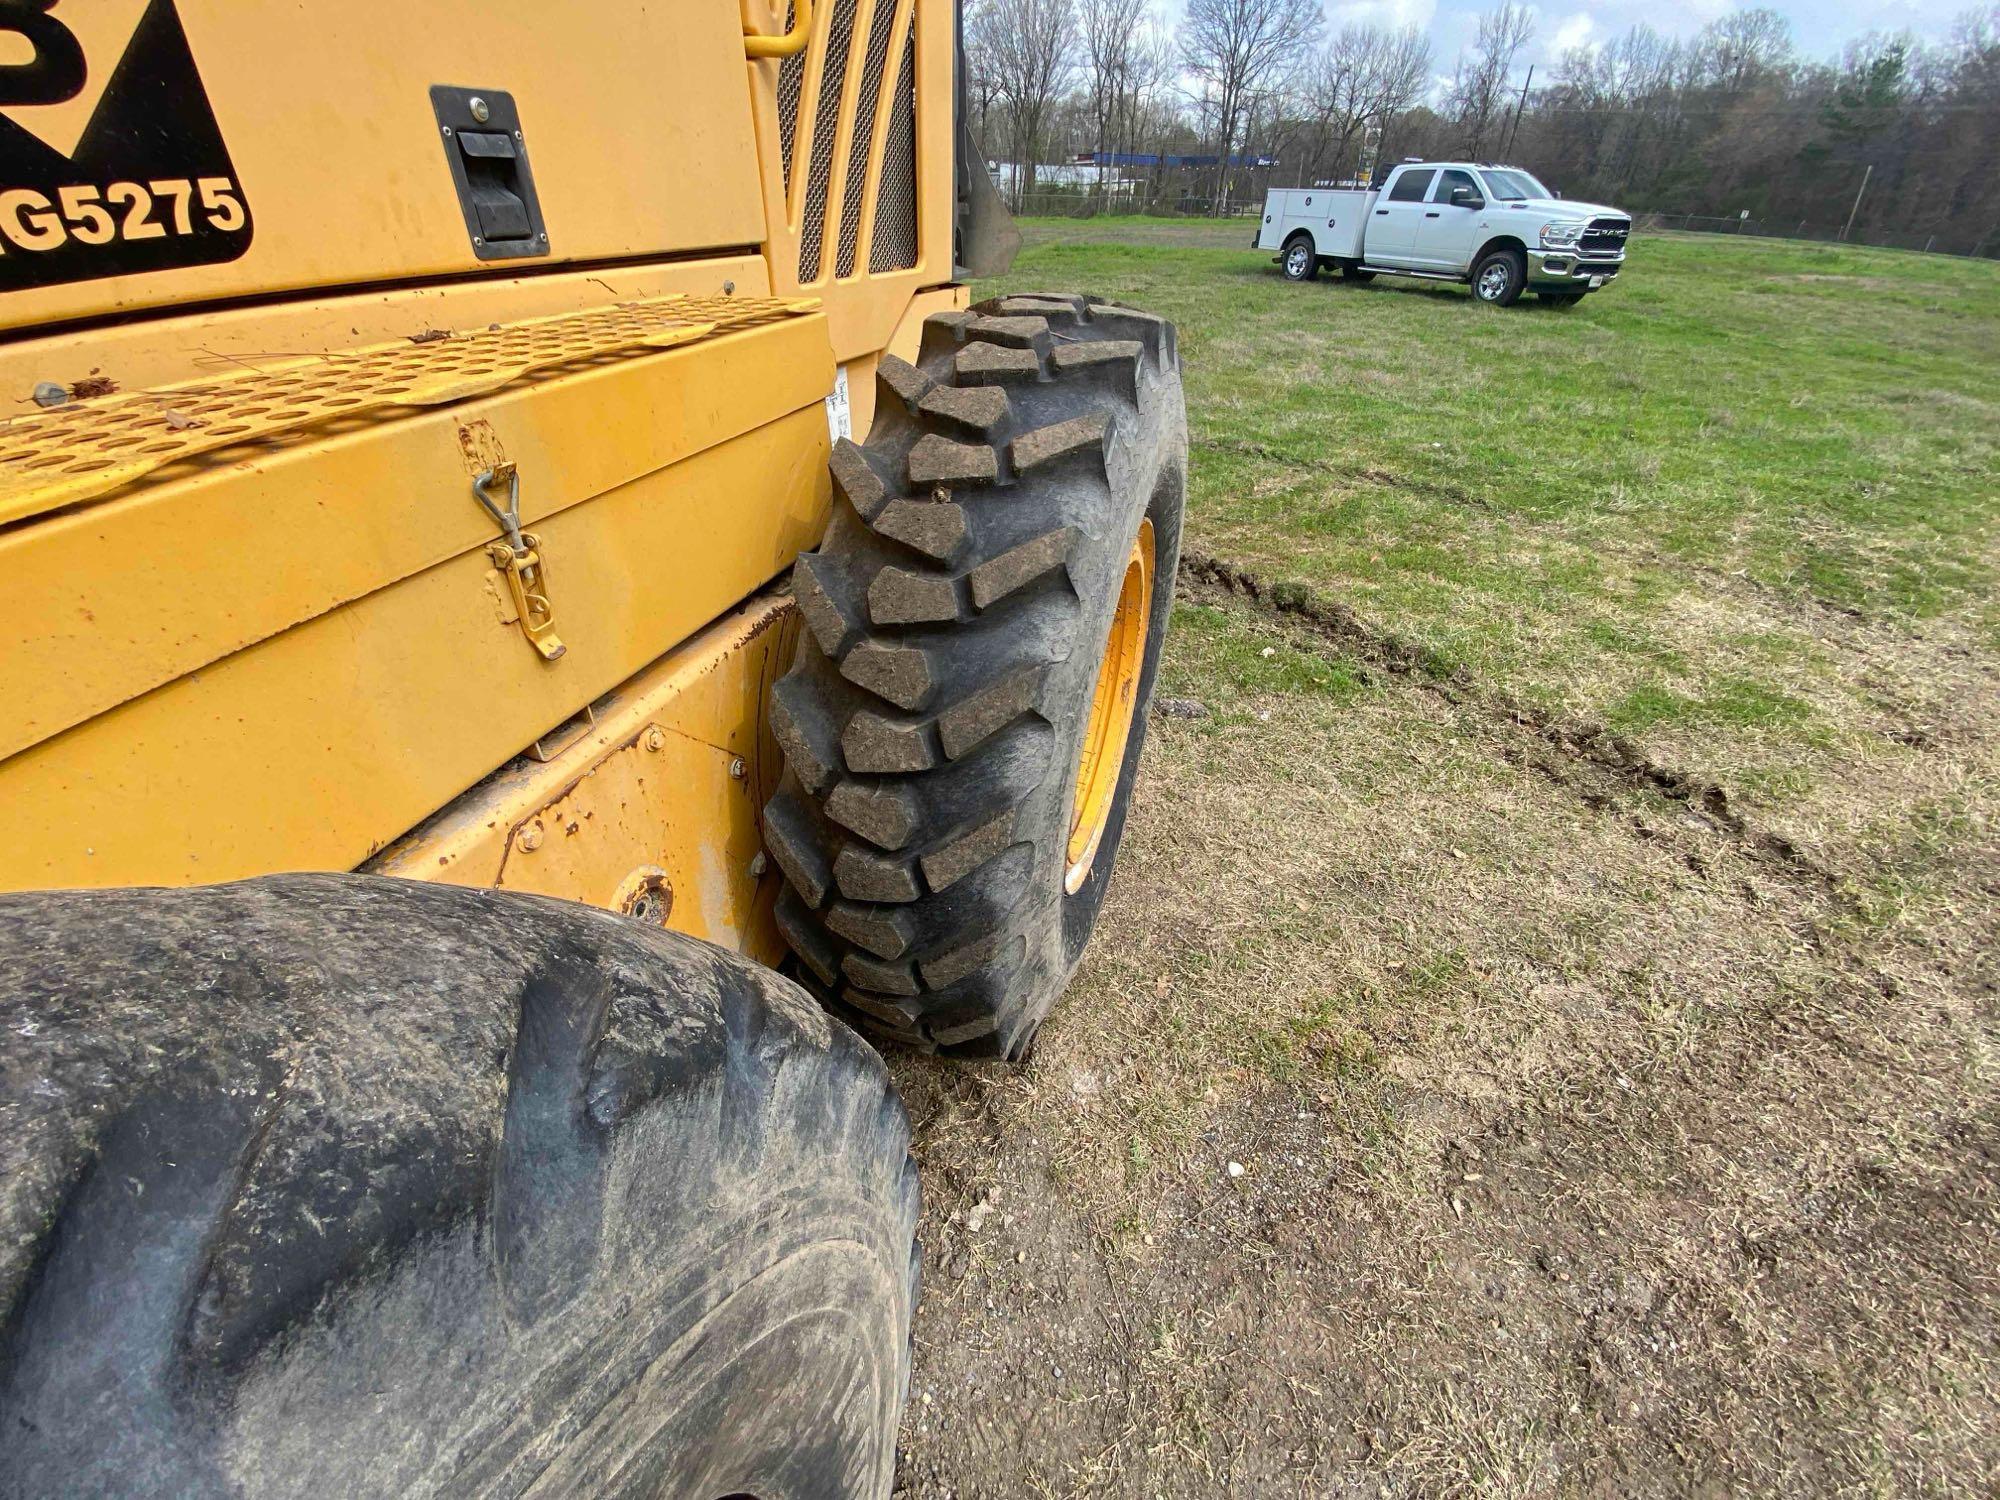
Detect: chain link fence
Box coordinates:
(1007, 189, 1264, 220)
(1636, 213, 1996, 259)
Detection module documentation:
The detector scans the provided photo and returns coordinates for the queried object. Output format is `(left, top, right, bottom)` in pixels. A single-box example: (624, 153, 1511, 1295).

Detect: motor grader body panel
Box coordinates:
(1, 0, 973, 952)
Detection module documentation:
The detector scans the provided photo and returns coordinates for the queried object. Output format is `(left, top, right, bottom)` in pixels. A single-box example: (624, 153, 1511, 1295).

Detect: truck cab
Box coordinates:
(1256, 161, 1631, 307)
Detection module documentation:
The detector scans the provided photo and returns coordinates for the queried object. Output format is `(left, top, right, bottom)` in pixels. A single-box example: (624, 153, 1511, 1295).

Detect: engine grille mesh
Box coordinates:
(777, 3, 803, 192)
(836, 0, 902, 278)
(869, 30, 919, 273)
(779, 0, 918, 283)
(797, 0, 859, 283)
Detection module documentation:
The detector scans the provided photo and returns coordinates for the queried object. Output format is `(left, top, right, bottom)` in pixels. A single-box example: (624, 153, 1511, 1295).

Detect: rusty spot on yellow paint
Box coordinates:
(457, 418, 508, 478)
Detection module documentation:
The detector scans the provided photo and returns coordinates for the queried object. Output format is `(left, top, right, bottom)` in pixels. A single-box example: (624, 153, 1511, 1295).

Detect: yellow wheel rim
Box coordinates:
(1065, 518, 1155, 895)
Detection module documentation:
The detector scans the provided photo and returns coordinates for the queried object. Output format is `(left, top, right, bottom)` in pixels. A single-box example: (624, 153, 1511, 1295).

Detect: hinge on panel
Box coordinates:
(473, 463, 565, 661)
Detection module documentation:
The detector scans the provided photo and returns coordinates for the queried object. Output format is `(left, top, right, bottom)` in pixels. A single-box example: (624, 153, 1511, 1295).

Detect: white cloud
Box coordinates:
(1326, 0, 1440, 29)
(1551, 11, 1597, 51)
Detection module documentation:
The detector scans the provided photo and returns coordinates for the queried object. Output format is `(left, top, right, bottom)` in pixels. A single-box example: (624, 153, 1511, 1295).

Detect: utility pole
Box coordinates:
(1502, 65, 1534, 161)
(1842, 162, 1873, 241)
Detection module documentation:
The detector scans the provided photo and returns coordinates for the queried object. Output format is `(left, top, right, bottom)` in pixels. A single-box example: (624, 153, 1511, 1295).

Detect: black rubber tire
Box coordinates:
(0, 875, 918, 1499)
(1341, 264, 1376, 283)
(1280, 233, 1318, 281)
(1471, 247, 1527, 306)
(763, 292, 1187, 1060)
(1540, 291, 1585, 309)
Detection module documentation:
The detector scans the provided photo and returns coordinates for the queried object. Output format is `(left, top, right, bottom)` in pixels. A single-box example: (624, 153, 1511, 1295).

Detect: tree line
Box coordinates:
(965, 0, 2000, 253)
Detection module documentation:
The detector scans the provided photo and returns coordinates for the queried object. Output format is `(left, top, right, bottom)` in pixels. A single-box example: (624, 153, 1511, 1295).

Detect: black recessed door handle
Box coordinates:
(1425, 211, 1440, 218)
(1375, 209, 1388, 215)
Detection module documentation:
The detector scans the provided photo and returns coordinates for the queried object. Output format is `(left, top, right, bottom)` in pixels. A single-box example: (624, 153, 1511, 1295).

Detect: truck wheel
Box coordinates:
(1341, 264, 1376, 283)
(1472, 247, 1526, 306)
(765, 292, 1187, 1059)
(0, 875, 918, 1499)
(1280, 234, 1318, 281)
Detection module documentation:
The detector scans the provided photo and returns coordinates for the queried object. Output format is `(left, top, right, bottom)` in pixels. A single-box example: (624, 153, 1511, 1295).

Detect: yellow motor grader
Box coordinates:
(0, 1, 1185, 1494)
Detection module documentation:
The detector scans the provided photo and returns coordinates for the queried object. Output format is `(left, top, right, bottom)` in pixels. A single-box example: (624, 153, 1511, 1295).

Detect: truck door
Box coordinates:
(1366, 167, 1434, 266)
(1414, 168, 1486, 270)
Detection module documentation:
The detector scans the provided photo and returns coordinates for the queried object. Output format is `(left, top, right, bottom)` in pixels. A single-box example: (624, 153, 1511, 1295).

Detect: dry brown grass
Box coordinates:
(892, 587, 1997, 1497)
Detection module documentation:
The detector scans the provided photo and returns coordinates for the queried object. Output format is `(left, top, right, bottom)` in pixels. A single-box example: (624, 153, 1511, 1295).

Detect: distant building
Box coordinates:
(988, 151, 1279, 203)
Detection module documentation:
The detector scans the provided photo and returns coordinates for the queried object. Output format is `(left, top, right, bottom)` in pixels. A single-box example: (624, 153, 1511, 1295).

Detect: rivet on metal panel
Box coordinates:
(641, 725, 667, 753)
(516, 821, 545, 853)
(728, 756, 747, 780)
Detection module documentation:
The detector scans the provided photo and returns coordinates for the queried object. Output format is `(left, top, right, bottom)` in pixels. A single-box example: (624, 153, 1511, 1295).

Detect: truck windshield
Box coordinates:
(1480, 169, 1548, 201)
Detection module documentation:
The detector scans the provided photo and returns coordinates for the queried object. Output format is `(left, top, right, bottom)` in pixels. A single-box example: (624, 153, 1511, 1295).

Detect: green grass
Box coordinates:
(979, 229, 2000, 785)
(1159, 601, 1368, 708)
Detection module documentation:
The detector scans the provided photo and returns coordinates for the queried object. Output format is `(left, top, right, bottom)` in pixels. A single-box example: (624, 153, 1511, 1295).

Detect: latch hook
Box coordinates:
(473, 463, 527, 550)
(474, 463, 565, 662)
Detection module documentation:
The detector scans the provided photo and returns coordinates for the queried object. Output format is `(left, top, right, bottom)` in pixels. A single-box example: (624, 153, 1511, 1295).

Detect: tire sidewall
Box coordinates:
(1044, 350, 1186, 997)
(1056, 442, 1182, 981)
(1281, 236, 1316, 281)
(1473, 249, 1524, 305)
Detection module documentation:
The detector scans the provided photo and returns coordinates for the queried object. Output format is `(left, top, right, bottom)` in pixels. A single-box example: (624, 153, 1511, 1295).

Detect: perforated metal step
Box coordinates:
(0, 293, 820, 525)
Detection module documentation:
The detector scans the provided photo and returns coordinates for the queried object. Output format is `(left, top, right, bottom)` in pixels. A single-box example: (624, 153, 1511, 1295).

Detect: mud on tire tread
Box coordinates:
(765, 293, 1188, 1059)
(0, 875, 918, 1499)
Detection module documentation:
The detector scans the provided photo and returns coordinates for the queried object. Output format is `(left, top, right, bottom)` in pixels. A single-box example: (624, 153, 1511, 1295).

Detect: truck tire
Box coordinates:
(1471, 247, 1527, 306)
(764, 293, 1187, 1059)
(1341, 263, 1375, 283)
(0, 875, 918, 1499)
(1280, 233, 1318, 281)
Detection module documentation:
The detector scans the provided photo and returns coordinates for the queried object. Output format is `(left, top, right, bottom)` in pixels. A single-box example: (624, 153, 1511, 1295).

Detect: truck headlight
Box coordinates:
(1539, 222, 1586, 249)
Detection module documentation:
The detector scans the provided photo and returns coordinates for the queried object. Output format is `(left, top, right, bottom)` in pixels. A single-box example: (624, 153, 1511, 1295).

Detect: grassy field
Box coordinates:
(892, 227, 1999, 1496)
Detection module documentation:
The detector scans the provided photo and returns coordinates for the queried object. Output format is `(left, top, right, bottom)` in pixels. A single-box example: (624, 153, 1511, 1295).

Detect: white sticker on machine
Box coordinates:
(825, 365, 852, 442)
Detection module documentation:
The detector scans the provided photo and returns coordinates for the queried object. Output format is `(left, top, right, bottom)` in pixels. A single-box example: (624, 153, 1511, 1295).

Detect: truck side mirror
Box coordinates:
(1450, 187, 1483, 210)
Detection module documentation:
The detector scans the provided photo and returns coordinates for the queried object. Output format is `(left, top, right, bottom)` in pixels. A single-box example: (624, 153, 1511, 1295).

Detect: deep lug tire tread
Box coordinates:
(765, 293, 1187, 1058)
(0, 875, 919, 1498)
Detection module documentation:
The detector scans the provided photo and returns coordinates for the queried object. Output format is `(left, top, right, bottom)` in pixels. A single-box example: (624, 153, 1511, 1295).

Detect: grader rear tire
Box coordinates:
(763, 293, 1188, 1059)
(0, 876, 917, 1499)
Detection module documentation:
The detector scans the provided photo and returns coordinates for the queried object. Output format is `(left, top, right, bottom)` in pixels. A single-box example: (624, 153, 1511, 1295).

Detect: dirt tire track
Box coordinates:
(1177, 549, 1845, 896)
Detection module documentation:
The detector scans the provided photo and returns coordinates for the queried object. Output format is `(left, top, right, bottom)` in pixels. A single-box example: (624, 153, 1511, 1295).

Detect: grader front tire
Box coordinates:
(764, 293, 1188, 1059)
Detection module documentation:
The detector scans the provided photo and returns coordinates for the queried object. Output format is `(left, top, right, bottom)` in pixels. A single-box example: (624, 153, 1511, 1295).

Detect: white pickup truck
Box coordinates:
(1254, 161, 1631, 308)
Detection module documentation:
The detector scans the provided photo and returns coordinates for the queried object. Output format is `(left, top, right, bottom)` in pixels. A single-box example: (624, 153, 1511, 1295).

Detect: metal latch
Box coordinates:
(473, 464, 565, 661)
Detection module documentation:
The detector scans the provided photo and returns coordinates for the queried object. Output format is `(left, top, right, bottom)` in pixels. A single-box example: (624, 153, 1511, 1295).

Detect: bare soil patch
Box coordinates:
(891, 573, 1998, 1498)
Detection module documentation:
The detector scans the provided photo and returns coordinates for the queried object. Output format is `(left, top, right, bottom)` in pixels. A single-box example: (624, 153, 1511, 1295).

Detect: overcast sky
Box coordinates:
(1278, 0, 1978, 74)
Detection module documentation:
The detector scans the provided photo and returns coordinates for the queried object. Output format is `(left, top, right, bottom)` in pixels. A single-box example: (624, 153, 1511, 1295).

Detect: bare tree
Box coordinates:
(1446, 2, 1535, 158)
(1364, 25, 1433, 178)
(981, 0, 1080, 206)
(1179, 0, 1322, 212)
(963, 0, 1004, 160)
(1293, 26, 1375, 184)
(1080, 0, 1152, 194)
(1703, 7, 1793, 90)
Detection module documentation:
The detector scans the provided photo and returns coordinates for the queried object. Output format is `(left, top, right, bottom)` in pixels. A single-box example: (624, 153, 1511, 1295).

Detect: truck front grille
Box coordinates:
(1581, 218, 1630, 257)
